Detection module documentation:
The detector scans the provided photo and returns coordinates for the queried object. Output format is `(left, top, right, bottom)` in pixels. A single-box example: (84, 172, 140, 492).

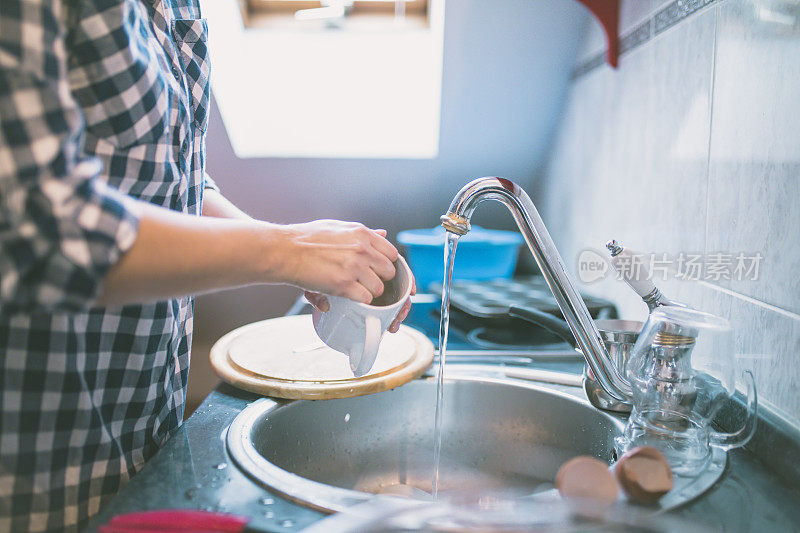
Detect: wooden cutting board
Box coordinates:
(210, 315, 434, 399)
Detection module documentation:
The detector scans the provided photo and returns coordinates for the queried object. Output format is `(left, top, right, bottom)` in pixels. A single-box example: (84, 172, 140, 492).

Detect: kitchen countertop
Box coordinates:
(86, 374, 800, 532)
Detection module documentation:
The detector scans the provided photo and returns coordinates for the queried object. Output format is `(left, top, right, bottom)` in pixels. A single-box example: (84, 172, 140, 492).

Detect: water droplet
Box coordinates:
(184, 486, 199, 500)
(281, 519, 294, 527)
(264, 511, 275, 519)
(344, 413, 350, 422)
(259, 497, 274, 506)
(214, 462, 228, 470)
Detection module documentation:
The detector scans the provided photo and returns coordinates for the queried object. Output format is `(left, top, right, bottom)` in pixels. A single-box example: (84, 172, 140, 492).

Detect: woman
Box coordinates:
(0, 0, 411, 530)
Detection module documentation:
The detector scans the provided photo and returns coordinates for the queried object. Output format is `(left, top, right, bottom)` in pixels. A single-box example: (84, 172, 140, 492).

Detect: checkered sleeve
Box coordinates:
(0, 0, 139, 313)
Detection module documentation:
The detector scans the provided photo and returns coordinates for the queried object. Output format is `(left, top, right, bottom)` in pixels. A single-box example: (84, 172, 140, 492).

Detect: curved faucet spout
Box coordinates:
(441, 177, 632, 402)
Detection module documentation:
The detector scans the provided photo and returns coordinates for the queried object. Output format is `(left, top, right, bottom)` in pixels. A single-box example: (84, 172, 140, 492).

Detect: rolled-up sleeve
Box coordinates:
(0, 1, 139, 313)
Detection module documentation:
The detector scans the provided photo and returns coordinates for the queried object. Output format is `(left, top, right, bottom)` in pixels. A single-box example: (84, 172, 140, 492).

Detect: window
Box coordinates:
(243, 0, 430, 31)
(205, 0, 444, 158)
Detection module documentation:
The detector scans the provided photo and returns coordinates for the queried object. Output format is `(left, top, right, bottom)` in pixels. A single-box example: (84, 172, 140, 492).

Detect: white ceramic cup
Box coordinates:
(312, 256, 413, 377)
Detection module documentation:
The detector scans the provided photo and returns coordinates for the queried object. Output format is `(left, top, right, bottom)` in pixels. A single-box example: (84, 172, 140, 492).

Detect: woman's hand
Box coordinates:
(280, 221, 398, 304)
(305, 275, 415, 333)
(305, 272, 415, 333)
(388, 276, 416, 333)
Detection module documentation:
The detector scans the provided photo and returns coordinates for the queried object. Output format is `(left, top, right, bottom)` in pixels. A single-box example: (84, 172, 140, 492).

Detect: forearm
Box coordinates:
(98, 198, 399, 307)
(202, 188, 252, 220)
(98, 200, 289, 306)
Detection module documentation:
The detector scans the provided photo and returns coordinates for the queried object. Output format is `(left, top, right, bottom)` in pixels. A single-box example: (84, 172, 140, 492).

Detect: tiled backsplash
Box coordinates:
(543, 0, 800, 426)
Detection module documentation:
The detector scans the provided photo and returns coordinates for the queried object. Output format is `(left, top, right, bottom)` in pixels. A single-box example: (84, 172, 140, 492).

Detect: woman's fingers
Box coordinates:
(366, 229, 398, 281)
(369, 229, 399, 263)
(368, 249, 396, 281)
(389, 297, 412, 333)
(345, 283, 373, 304)
(359, 269, 385, 301)
(388, 272, 415, 333)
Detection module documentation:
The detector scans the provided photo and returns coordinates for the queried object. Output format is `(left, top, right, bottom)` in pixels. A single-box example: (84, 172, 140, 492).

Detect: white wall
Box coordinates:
(187, 0, 590, 408)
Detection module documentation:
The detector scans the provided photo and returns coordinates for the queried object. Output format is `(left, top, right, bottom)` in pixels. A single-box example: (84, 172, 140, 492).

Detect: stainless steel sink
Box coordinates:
(226, 373, 625, 512)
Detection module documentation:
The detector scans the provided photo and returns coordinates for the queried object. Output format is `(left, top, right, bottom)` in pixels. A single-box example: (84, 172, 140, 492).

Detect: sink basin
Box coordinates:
(226, 374, 625, 512)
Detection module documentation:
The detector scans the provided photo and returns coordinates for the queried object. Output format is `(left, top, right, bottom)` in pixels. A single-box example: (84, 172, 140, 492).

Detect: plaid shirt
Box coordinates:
(0, 0, 214, 530)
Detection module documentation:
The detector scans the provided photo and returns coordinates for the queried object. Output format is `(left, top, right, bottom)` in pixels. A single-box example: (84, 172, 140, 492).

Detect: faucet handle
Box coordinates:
(605, 240, 672, 311)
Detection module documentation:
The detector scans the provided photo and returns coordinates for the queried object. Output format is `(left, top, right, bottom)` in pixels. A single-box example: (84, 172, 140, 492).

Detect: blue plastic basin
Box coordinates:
(397, 226, 524, 290)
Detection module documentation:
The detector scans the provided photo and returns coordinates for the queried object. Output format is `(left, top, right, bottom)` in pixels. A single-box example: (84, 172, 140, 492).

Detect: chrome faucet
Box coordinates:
(440, 177, 632, 401)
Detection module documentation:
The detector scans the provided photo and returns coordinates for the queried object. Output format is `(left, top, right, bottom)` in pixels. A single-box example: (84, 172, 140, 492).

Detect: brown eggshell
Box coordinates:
(555, 455, 618, 506)
(615, 446, 673, 504)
